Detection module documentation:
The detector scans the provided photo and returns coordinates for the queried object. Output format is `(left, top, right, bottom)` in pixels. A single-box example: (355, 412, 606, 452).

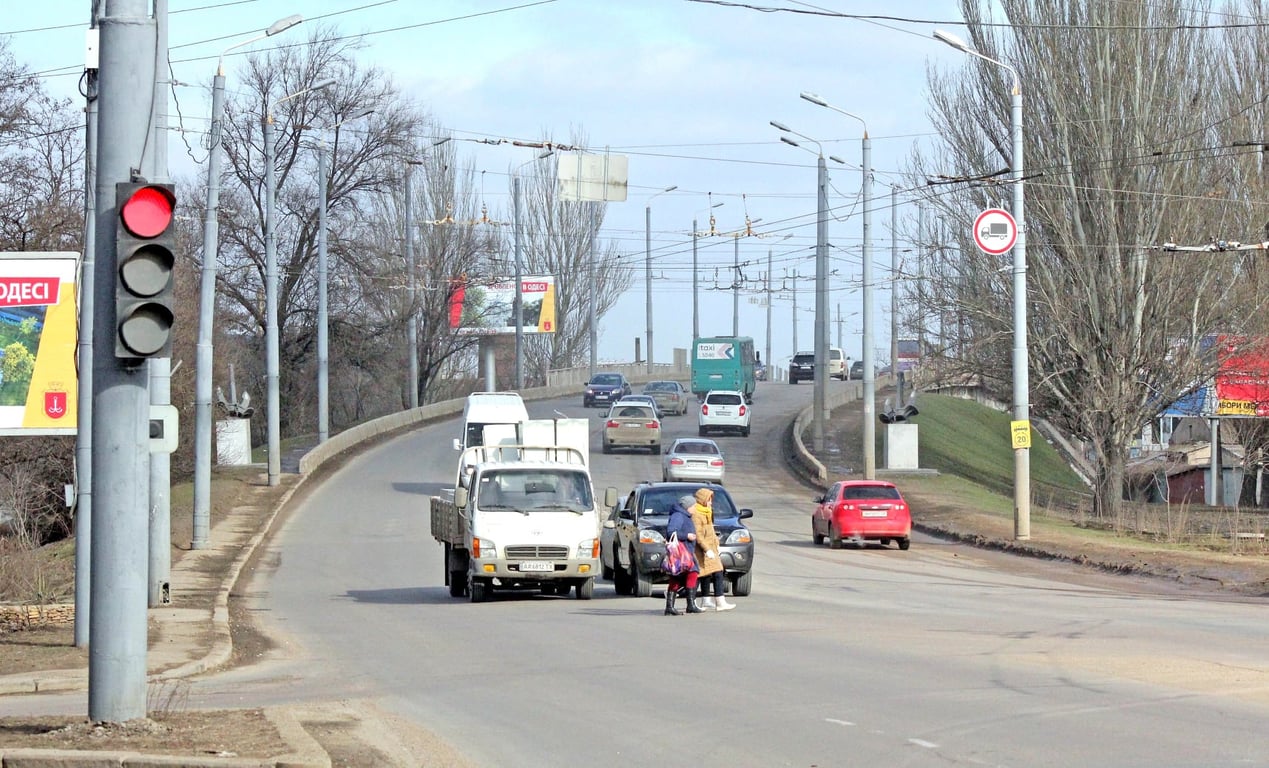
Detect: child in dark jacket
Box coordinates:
(664, 496, 703, 615)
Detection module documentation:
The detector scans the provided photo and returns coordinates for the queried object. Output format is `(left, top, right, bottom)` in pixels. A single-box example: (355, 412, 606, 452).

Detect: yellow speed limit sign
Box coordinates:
(1010, 420, 1032, 450)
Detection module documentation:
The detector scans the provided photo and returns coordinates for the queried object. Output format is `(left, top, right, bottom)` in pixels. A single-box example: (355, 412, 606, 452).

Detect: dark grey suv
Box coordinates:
(600, 482, 754, 598)
(788, 352, 815, 384)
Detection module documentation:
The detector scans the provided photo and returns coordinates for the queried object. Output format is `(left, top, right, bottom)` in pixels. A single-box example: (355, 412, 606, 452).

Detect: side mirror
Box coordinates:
(738, 509, 754, 520)
(452, 437, 462, 451)
(813, 495, 824, 504)
(455, 487, 469, 508)
(604, 487, 619, 508)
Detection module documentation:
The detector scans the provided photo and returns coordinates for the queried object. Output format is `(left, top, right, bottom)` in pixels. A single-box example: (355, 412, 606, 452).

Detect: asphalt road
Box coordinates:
(195, 380, 1265, 767)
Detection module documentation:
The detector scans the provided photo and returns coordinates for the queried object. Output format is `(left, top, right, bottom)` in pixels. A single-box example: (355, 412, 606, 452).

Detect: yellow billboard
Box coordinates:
(0, 253, 78, 435)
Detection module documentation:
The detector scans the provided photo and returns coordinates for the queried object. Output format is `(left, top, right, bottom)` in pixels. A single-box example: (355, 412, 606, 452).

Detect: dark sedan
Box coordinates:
(601, 481, 754, 598)
(583, 372, 631, 408)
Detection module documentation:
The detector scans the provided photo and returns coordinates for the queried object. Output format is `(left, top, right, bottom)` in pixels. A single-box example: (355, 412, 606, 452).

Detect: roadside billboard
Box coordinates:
(447, 275, 557, 336)
(0, 252, 78, 435)
(1214, 335, 1269, 416)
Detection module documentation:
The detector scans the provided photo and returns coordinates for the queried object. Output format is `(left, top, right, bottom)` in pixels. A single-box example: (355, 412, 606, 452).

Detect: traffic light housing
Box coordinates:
(115, 182, 177, 360)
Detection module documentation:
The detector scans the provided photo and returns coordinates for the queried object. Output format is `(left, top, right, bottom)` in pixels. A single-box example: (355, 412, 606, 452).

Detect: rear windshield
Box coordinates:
(706, 393, 743, 405)
(592, 374, 622, 385)
(645, 382, 677, 392)
(614, 406, 655, 418)
(792, 354, 814, 363)
(830, 349, 842, 360)
(674, 442, 719, 455)
(841, 485, 902, 501)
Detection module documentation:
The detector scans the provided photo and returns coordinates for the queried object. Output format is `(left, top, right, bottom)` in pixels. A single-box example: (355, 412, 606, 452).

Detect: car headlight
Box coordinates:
(722, 528, 751, 545)
(472, 537, 496, 558)
(638, 528, 666, 545)
(579, 538, 599, 558)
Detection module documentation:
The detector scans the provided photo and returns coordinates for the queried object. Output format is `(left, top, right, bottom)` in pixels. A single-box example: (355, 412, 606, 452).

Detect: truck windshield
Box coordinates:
(477, 470, 594, 512)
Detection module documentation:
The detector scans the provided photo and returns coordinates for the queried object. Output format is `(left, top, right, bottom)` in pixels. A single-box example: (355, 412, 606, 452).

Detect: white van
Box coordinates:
(453, 392, 529, 452)
(828, 347, 847, 380)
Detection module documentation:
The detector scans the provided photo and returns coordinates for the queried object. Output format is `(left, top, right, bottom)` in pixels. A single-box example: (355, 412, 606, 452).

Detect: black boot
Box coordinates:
(685, 587, 704, 614)
(664, 588, 682, 616)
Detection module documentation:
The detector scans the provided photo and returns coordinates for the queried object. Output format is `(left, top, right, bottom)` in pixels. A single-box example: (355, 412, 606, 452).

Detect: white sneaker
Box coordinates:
(715, 596, 736, 612)
(699, 596, 716, 609)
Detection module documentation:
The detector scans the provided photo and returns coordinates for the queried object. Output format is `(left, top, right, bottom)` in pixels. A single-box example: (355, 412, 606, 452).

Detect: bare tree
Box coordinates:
(213, 27, 424, 439)
(911, 0, 1269, 520)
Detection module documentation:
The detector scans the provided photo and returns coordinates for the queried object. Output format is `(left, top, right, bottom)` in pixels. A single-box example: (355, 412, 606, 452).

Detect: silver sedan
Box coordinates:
(661, 437, 726, 483)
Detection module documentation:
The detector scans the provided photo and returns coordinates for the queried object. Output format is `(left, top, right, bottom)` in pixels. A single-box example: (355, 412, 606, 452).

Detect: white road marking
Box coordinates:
(908, 738, 940, 749)
(824, 718, 855, 727)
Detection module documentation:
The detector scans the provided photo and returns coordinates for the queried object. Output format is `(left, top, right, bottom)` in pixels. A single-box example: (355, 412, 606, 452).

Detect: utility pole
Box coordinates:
(917, 202, 926, 360)
(90, 0, 158, 722)
(147, 0, 172, 609)
(791, 269, 798, 353)
(836, 303, 842, 350)
(692, 220, 699, 339)
(861, 130, 876, 479)
(732, 234, 740, 337)
(890, 184, 900, 406)
(813, 152, 829, 453)
(405, 160, 420, 407)
(74, 5, 101, 649)
(765, 250, 772, 376)
(588, 203, 597, 379)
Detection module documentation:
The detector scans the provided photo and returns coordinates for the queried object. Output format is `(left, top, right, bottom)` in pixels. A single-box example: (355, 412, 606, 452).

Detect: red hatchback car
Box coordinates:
(812, 480, 912, 550)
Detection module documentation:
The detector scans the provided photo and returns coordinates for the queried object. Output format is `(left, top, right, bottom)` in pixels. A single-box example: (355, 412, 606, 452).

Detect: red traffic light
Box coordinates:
(120, 185, 175, 238)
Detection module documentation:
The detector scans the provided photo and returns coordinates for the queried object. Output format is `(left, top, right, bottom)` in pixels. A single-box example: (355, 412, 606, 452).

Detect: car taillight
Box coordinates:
(646, 421, 659, 429)
(709, 459, 723, 467)
(670, 458, 685, 466)
(701, 404, 709, 415)
(739, 404, 746, 416)
(606, 420, 619, 428)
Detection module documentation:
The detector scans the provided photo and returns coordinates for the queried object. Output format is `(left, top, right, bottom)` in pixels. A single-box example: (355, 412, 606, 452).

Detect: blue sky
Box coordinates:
(5, 0, 976, 367)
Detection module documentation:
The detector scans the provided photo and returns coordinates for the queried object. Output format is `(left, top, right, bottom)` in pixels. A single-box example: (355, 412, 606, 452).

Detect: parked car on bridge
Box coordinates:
(601, 481, 754, 598)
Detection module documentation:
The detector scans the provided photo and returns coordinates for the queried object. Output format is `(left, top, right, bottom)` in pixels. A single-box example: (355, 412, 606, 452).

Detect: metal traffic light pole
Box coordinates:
(89, 0, 160, 723)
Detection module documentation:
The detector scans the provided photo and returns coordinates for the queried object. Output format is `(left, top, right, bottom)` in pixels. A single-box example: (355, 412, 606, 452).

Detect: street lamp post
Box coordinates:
(799, 93, 875, 478)
(771, 120, 840, 454)
(934, 29, 1030, 539)
(644, 185, 677, 373)
(314, 107, 374, 441)
(194, 13, 301, 541)
(512, 149, 553, 390)
(264, 76, 335, 486)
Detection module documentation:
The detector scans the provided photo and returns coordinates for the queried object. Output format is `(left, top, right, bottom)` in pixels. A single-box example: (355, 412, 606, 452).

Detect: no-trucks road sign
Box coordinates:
(974, 208, 1017, 255)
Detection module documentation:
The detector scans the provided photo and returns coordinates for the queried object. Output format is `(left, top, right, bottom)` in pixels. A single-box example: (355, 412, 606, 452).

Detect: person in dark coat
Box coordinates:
(663, 495, 703, 615)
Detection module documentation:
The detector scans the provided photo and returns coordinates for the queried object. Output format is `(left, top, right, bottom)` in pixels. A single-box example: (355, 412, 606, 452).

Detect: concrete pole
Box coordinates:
(917, 202, 926, 360)
(765, 249, 772, 376)
(862, 133, 876, 479)
(514, 174, 524, 389)
(836, 304, 842, 350)
(264, 116, 281, 486)
(192, 72, 224, 549)
(74, 12, 99, 648)
(588, 203, 598, 378)
(483, 339, 496, 391)
(1010, 87, 1031, 539)
(692, 222, 699, 339)
(890, 184, 901, 408)
(405, 161, 419, 408)
(732, 235, 740, 337)
(791, 269, 798, 353)
(148, 0, 172, 607)
(813, 154, 828, 452)
(644, 203, 653, 373)
(89, 0, 155, 722)
(317, 144, 330, 439)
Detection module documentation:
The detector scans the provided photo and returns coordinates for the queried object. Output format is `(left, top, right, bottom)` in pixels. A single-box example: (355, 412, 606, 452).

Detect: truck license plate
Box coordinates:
(519, 561, 554, 572)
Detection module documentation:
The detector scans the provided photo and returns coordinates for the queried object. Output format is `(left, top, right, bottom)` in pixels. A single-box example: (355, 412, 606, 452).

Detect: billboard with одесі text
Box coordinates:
(1215, 334, 1269, 416)
(0, 252, 79, 435)
(447, 275, 557, 335)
